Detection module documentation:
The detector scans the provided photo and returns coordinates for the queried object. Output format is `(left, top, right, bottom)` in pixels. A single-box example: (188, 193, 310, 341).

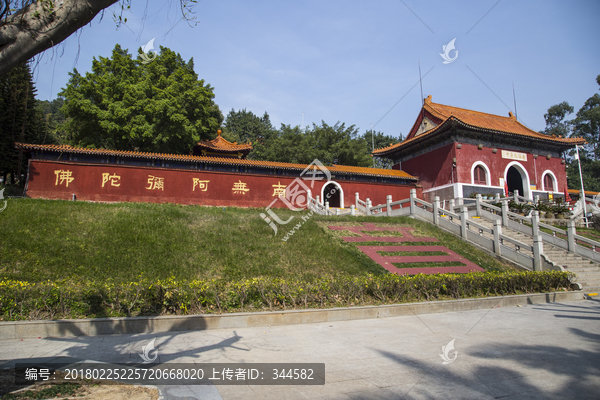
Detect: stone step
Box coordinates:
(564, 271, 600, 276)
(578, 277, 600, 282)
(558, 264, 599, 269)
(573, 275, 600, 281)
(558, 262, 599, 267)
(505, 235, 533, 241)
(468, 214, 600, 288)
(547, 257, 587, 263)
(567, 272, 600, 278)
(564, 265, 600, 270)
(552, 261, 598, 267)
(546, 256, 582, 261)
(581, 284, 600, 290)
(562, 267, 600, 273)
(581, 285, 600, 291)
(555, 266, 599, 271)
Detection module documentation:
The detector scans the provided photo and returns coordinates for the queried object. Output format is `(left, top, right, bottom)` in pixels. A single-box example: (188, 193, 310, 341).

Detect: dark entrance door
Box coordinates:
(323, 183, 341, 208)
(506, 166, 524, 196)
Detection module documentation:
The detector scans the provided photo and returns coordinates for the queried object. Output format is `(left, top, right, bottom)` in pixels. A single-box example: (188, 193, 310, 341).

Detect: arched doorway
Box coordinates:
(322, 182, 343, 208)
(506, 166, 524, 195)
(504, 161, 531, 199)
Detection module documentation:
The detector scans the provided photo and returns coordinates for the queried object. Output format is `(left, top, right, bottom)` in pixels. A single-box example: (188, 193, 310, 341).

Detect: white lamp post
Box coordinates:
(575, 145, 589, 228)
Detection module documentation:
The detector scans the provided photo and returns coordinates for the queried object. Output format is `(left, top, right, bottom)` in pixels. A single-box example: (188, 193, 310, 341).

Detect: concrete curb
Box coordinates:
(0, 291, 583, 339)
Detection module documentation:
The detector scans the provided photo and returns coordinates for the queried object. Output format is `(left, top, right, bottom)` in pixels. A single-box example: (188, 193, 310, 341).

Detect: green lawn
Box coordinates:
(392, 261, 466, 269)
(0, 199, 514, 284)
(573, 226, 600, 242)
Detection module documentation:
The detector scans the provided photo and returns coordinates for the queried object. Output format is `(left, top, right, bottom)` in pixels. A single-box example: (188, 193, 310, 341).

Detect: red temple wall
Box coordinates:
(25, 160, 419, 209)
(396, 144, 455, 191)
(455, 143, 567, 190)
(392, 142, 567, 193)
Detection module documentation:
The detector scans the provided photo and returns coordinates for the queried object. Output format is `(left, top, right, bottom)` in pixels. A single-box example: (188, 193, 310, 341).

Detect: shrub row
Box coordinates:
(0, 271, 573, 321)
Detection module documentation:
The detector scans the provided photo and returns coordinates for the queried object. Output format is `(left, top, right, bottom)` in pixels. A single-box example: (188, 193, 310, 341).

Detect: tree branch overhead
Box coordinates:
(0, 0, 118, 77)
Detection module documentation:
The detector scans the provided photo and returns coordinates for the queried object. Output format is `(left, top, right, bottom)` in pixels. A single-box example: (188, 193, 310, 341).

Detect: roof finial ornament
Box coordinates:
(424, 95, 432, 104)
(508, 111, 516, 120)
(217, 129, 222, 136)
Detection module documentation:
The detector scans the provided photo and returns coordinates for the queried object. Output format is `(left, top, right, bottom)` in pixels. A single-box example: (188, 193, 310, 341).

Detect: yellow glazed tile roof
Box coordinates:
(194, 130, 253, 152)
(16, 142, 418, 180)
(374, 95, 586, 155)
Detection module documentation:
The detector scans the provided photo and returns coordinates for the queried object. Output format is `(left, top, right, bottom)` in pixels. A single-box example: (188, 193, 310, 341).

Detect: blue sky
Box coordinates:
(33, 0, 600, 140)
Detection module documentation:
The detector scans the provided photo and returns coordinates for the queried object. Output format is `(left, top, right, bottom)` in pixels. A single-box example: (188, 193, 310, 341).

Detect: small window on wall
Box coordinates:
(543, 174, 555, 192)
(474, 165, 487, 185)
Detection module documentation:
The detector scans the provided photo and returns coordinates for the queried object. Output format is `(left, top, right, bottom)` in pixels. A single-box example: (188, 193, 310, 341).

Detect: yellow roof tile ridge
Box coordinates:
(16, 142, 417, 179)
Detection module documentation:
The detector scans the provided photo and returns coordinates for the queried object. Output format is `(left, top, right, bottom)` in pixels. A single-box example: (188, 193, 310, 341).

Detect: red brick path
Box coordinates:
(328, 223, 484, 275)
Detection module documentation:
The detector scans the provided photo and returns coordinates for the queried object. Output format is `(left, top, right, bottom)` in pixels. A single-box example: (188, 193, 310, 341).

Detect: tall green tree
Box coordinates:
(364, 130, 403, 169)
(0, 62, 47, 183)
(566, 157, 600, 193)
(562, 74, 600, 191)
(542, 101, 574, 137)
(223, 109, 275, 160)
(263, 124, 316, 164)
(231, 120, 394, 168)
(59, 44, 223, 154)
(37, 98, 68, 144)
(309, 122, 371, 167)
(572, 75, 600, 161)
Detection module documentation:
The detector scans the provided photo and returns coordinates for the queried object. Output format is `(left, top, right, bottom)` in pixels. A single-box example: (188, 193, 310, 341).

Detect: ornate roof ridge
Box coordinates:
(16, 142, 418, 180)
(373, 96, 586, 155)
(195, 130, 253, 152)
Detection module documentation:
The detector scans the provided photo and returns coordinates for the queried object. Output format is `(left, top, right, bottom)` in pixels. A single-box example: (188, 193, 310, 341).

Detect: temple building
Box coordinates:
(192, 131, 253, 159)
(373, 95, 586, 202)
(16, 130, 419, 209)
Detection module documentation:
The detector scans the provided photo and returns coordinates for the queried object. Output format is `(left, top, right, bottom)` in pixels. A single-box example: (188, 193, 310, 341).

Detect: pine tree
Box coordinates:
(0, 62, 46, 184)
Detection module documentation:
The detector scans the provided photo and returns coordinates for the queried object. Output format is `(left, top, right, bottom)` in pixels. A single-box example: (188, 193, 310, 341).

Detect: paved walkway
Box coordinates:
(328, 223, 484, 275)
(1, 299, 599, 399)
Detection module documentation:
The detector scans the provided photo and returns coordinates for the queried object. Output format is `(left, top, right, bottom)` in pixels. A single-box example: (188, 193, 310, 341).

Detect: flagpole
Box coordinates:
(576, 145, 589, 228)
(371, 123, 375, 168)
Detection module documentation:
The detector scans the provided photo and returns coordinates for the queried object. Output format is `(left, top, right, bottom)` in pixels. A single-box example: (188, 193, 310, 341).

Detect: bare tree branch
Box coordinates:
(0, 0, 118, 77)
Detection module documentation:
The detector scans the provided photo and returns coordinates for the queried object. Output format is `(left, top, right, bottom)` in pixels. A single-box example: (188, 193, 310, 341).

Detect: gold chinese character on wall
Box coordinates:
(54, 170, 74, 187)
(146, 175, 165, 191)
(232, 180, 249, 194)
(192, 178, 210, 192)
(101, 173, 121, 187)
(272, 181, 287, 197)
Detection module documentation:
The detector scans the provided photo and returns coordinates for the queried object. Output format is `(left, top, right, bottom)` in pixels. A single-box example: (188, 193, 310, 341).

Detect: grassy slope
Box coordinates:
(0, 199, 514, 283)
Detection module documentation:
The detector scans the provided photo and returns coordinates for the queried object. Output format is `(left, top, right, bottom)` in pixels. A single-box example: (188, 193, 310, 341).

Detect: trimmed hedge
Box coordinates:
(0, 271, 573, 321)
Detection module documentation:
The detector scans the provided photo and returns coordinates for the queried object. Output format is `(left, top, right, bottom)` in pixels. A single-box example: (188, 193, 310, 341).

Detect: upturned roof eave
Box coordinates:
(16, 142, 418, 180)
(374, 118, 586, 158)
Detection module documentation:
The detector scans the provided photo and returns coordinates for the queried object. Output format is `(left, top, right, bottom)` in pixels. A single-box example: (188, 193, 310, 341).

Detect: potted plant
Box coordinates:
(509, 202, 528, 216)
(508, 201, 520, 213)
(532, 201, 550, 218)
(553, 204, 569, 219)
(521, 203, 533, 217)
(540, 203, 551, 218)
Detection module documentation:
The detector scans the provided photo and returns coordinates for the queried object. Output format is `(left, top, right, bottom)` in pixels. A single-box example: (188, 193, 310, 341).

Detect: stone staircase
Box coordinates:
(543, 247, 600, 292)
(471, 216, 600, 293)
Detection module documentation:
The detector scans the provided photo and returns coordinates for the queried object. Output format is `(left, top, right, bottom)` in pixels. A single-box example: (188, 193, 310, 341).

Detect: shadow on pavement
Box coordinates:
(362, 324, 600, 400)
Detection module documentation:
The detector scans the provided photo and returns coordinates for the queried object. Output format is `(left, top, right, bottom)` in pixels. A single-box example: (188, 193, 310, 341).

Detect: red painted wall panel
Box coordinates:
(397, 144, 454, 190)
(455, 143, 567, 191)
(26, 160, 419, 209)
